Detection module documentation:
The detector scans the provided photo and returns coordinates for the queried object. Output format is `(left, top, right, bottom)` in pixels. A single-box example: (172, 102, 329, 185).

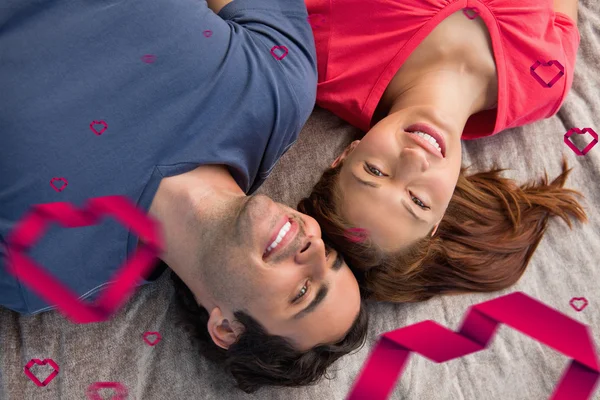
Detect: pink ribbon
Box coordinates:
(347, 292, 599, 399)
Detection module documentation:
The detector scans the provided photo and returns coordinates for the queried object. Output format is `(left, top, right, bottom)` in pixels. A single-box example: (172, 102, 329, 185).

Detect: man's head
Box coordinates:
(152, 168, 368, 391)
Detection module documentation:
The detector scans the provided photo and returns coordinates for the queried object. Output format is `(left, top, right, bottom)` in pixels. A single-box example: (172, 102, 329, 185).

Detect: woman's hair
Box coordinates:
(169, 269, 369, 393)
(298, 157, 587, 303)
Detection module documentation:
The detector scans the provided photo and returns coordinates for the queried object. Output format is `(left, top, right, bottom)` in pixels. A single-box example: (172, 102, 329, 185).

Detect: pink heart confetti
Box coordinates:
(49, 177, 68, 192)
(270, 45, 289, 61)
(564, 128, 598, 156)
(143, 331, 162, 346)
(90, 120, 108, 136)
(203, 30, 212, 38)
(23, 359, 59, 387)
(86, 382, 128, 400)
(462, 7, 480, 20)
(141, 54, 156, 64)
(569, 297, 588, 312)
(530, 60, 564, 88)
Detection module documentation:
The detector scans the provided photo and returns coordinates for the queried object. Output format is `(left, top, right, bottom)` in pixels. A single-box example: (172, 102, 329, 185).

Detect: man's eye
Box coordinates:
(364, 162, 385, 177)
(293, 281, 310, 303)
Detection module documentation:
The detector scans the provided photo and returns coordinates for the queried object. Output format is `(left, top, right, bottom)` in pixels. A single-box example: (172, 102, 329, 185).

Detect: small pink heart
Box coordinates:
(203, 30, 212, 38)
(307, 14, 326, 29)
(50, 177, 68, 192)
(90, 120, 108, 136)
(141, 54, 156, 64)
(23, 359, 60, 387)
(530, 60, 564, 88)
(569, 297, 588, 312)
(86, 382, 128, 400)
(462, 7, 479, 20)
(143, 331, 162, 346)
(564, 128, 598, 156)
(270, 45, 288, 61)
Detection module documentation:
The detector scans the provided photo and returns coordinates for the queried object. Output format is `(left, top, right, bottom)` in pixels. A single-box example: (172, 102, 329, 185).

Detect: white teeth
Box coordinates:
(266, 221, 291, 253)
(412, 131, 442, 153)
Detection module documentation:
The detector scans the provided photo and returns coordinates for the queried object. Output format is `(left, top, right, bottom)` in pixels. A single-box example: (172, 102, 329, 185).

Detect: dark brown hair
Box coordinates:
(298, 158, 587, 303)
(169, 269, 369, 393)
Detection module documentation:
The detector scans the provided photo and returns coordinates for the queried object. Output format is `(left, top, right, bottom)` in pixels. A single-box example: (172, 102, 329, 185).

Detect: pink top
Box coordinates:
(305, 0, 580, 139)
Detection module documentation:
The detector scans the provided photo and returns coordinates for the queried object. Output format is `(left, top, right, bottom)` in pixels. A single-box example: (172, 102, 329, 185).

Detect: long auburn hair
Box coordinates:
(298, 157, 587, 303)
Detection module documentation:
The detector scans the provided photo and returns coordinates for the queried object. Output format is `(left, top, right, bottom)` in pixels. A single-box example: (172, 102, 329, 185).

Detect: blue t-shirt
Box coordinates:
(0, 0, 317, 314)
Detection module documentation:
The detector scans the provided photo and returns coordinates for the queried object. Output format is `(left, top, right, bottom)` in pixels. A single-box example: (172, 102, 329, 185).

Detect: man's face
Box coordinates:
(196, 194, 362, 351)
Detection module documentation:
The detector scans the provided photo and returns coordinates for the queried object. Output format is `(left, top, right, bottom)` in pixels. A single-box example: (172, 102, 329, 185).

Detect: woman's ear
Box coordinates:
(331, 140, 360, 168)
(207, 307, 244, 350)
(431, 221, 441, 237)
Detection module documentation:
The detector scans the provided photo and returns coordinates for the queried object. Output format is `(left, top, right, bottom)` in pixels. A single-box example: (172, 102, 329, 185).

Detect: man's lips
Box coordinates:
(263, 216, 299, 261)
(405, 123, 446, 158)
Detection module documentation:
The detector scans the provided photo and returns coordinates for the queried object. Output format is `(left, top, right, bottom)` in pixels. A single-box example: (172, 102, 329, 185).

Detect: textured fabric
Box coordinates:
(0, 0, 317, 314)
(1, 0, 600, 399)
(306, 0, 580, 139)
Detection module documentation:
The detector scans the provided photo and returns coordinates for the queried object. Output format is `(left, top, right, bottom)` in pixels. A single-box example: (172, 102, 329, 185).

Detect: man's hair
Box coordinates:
(169, 269, 369, 393)
(297, 157, 587, 303)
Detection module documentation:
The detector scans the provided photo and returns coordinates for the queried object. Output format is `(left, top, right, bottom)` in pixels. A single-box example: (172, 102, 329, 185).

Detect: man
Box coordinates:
(0, 0, 368, 392)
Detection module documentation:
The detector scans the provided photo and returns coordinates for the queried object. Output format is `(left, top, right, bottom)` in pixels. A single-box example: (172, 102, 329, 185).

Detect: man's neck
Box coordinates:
(143, 164, 244, 272)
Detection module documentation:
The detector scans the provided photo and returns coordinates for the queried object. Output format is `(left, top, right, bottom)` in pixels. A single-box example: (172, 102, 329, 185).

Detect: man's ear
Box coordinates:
(207, 307, 244, 350)
(331, 140, 360, 168)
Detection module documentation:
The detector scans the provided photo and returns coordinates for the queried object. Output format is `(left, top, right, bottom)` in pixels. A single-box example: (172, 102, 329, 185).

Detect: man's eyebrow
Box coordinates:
(293, 283, 329, 320)
(332, 251, 344, 271)
(352, 173, 381, 188)
(401, 199, 426, 223)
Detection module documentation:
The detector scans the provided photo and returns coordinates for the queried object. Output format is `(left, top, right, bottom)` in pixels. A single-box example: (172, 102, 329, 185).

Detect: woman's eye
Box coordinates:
(364, 162, 385, 177)
(293, 282, 310, 303)
(411, 194, 430, 210)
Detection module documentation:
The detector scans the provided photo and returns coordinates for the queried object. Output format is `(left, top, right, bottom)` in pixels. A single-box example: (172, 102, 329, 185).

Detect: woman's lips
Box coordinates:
(405, 123, 447, 158)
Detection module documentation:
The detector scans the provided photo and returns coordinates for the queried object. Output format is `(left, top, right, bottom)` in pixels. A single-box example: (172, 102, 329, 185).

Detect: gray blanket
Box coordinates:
(2, 1, 600, 398)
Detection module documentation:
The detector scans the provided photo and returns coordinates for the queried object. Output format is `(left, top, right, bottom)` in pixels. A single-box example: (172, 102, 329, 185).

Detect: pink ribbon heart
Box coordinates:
(86, 382, 128, 400)
(564, 128, 598, 156)
(4, 196, 163, 324)
(141, 54, 156, 64)
(203, 30, 212, 38)
(347, 291, 600, 400)
(23, 359, 60, 387)
(270, 45, 289, 61)
(143, 331, 162, 346)
(462, 7, 479, 19)
(530, 60, 565, 88)
(49, 177, 68, 192)
(90, 120, 108, 136)
(570, 297, 588, 312)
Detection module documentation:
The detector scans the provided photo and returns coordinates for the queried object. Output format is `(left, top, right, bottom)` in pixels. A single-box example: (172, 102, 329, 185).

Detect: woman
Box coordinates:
(299, 0, 587, 302)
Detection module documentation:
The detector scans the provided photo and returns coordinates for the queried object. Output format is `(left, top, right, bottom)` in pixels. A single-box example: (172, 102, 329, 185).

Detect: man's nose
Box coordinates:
(294, 236, 328, 278)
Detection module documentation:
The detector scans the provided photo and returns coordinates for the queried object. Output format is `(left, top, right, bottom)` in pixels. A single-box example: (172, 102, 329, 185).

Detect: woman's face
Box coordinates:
(334, 107, 462, 252)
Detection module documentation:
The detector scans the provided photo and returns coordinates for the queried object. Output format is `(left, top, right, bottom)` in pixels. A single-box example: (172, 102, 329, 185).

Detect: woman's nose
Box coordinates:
(295, 236, 328, 278)
(399, 146, 430, 174)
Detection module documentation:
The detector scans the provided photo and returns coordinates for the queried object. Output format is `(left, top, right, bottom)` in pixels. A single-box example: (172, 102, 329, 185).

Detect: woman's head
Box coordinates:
(298, 157, 587, 302)
(332, 109, 464, 253)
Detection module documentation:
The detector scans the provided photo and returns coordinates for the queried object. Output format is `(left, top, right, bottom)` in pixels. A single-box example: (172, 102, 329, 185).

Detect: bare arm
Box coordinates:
(553, 0, 578, 23)
(206, 0, 234, 14)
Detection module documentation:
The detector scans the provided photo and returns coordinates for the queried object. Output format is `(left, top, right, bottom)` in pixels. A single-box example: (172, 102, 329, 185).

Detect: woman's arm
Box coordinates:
(553, 0, 578, 22)
(206, 0, 233, 14)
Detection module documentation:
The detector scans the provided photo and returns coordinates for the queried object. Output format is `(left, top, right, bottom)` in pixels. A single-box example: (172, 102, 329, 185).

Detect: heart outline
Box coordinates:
(90, 120, 108, 136)
(141, 54, 156, 64)
(143, 331, 162, 346)
(23, 358, 60, 387)
(569, 297, 588, 312)
(530, 60, 565, 88)
(203, 30, 212, 38)
(564, 128, 598, 156)
(462, 7, 480, 19)
(49, 177, 68, 192)
(86, 381, 128, 400)
(4, 195, 163, 324)
(270, 45, 289, 61)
